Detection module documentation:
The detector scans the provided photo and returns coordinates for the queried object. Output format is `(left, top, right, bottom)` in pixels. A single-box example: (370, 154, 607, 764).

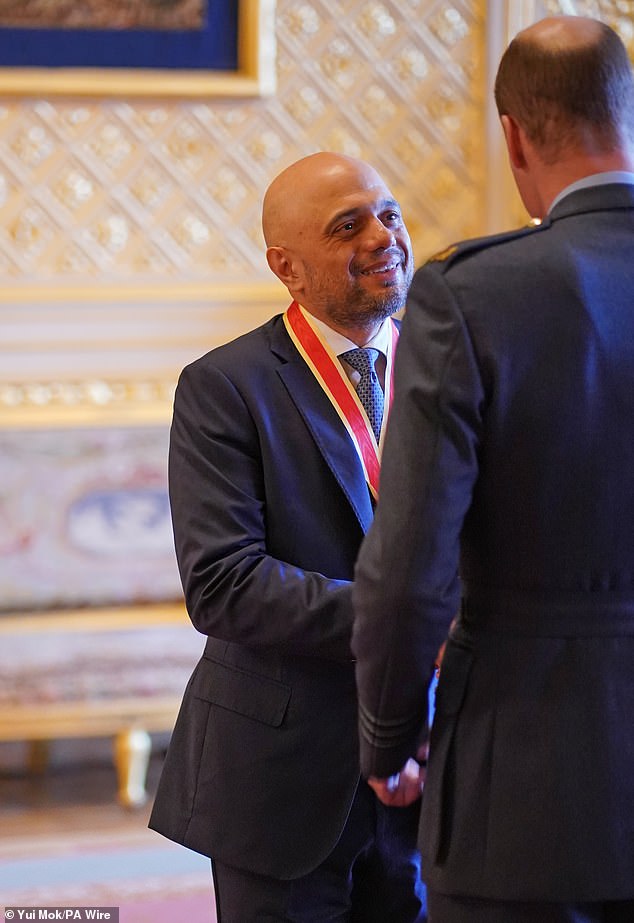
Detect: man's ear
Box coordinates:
(501, 114, 528, 170)
(266, 246, 298, 288)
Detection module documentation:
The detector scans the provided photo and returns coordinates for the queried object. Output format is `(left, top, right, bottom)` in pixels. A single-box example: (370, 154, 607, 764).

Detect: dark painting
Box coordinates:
(0, 0, 206, 32)
(0, 0, 237, 71)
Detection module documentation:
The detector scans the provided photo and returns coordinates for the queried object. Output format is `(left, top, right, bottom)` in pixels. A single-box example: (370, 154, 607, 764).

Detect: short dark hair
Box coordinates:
(494, 19, 634, 160)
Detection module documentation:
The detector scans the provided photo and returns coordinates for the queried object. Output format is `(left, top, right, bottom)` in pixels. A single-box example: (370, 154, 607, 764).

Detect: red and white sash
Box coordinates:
(283, 301, 399, 500)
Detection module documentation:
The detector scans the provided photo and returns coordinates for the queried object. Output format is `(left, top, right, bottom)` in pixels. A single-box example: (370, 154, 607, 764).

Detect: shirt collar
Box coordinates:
(548, 171, 634, 214)
(304, 310, 392, 358)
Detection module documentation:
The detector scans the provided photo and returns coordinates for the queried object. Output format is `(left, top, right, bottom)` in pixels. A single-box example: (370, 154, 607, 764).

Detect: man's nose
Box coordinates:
(365, 218, 396, 249)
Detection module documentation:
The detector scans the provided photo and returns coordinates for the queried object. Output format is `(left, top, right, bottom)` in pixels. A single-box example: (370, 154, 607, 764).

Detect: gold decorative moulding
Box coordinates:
(0, 377, 176, 428)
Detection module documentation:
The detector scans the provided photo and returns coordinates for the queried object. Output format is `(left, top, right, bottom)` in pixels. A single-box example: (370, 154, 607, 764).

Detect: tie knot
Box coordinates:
(340, 347, 380, 376)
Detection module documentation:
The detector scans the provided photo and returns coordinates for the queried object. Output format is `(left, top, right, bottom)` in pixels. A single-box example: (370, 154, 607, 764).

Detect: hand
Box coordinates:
(368, 757, 426, 807)
(435, 639, 447, 678)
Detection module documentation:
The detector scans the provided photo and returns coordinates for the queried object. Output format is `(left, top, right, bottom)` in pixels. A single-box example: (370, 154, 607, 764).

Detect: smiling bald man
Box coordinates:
(149, 153, 427, 922)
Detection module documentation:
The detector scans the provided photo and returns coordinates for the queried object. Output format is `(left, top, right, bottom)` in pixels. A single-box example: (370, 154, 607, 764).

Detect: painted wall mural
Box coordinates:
(0, 426, 182, 610)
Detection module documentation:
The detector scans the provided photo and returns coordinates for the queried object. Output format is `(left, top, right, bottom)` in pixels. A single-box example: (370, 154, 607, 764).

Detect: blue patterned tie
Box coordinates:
(340, 347, 384, 442)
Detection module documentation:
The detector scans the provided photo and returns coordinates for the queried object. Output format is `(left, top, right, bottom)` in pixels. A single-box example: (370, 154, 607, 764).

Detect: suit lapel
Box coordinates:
(270, 317, 374, 534)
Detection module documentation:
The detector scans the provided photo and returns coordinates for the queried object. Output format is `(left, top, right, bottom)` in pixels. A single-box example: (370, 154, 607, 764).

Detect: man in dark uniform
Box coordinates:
(353, 16, 634, 923)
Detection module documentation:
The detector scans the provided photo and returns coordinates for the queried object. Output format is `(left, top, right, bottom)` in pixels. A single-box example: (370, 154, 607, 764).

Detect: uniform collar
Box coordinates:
(548, 171, 634, 214)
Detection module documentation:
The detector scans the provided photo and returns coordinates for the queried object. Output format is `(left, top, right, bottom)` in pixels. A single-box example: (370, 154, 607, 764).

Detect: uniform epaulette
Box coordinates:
(426, 217, 548, 272)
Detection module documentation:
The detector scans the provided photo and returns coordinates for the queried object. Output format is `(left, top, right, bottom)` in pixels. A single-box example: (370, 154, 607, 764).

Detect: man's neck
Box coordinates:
(300, 306, 385, 347)
(540, 148, 634, 215)
(335, 322, 383, 348)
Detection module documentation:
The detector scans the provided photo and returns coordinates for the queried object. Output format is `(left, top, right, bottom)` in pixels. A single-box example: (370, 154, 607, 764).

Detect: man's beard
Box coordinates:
(324, 285, 405, 329)
(308, 263, 412, 330)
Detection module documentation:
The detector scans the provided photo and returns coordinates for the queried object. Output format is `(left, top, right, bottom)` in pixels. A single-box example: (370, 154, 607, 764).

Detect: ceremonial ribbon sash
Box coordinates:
(283, 301, 399, 500)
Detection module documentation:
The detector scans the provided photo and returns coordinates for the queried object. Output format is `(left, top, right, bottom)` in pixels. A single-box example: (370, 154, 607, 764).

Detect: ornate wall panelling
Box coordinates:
(0, 0, 491, 466)
(0, 0, 490, 423)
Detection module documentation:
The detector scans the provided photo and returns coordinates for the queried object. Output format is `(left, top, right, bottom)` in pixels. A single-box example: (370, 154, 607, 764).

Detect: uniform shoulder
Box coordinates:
(424, 219, 547, 274)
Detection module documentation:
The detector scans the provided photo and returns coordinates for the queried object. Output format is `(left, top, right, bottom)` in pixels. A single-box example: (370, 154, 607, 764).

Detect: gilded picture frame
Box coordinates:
(0, 0, 276, 98)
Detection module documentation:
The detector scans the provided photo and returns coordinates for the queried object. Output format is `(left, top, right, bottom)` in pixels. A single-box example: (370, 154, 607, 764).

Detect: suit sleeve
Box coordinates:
(352, 264, 485, 776)
(169, 358, 354, 661)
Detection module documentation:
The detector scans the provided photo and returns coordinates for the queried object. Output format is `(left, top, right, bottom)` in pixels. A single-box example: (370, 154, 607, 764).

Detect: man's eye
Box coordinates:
(385, 212, 401, 223)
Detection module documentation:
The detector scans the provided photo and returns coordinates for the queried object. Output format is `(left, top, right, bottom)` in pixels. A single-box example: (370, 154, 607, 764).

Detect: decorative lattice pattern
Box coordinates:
(0, 0, 487, 283)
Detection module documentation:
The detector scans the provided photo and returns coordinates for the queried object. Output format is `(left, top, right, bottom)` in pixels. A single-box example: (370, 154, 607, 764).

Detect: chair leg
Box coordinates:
(27, 739, 50, 775)
(113, 727, 151, 809)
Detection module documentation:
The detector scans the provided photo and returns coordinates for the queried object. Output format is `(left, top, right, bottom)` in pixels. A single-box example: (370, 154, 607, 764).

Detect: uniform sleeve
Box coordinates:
(352, 264, 485, 776)
(169, 359, 354, 661)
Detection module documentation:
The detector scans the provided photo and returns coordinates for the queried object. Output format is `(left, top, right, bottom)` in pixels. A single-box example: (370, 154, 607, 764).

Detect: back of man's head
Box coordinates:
(494, 16, 634, 163)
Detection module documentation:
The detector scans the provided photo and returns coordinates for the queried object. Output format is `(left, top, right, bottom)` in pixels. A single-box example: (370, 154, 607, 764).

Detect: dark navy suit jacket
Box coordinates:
(149, 311, 377, 878)
(353, 183, 634, 901)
